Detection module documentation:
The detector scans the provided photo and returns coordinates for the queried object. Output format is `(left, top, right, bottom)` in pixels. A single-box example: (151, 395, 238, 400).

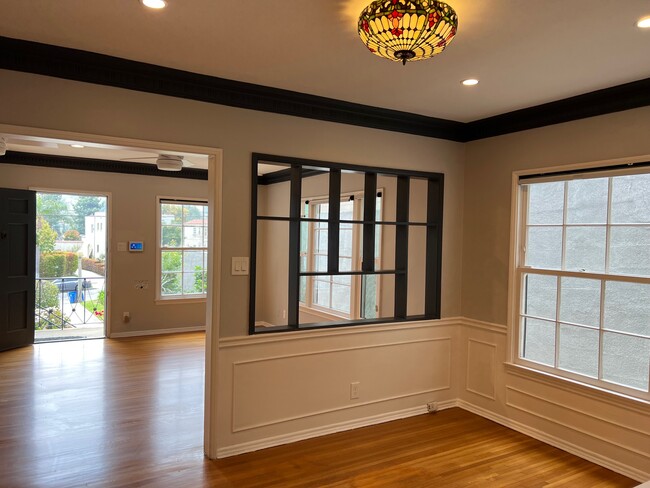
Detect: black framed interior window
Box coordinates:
(250, 153, 444, 334)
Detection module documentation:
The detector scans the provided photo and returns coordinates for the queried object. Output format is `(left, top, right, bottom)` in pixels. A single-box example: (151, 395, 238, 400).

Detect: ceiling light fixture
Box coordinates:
(462, 79, 479, 86)
(141, 0, 167, 9)
(358, 0, 458, 65)
(637, 16, 650, 28)
(70, 144, 85, 148)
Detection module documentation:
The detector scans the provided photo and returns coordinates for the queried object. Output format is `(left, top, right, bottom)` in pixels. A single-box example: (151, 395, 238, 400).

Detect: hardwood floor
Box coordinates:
(0, 332, 638, 487)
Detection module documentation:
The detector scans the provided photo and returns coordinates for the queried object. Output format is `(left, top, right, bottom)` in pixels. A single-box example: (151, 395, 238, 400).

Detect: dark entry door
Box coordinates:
(0, 188, 36, 351)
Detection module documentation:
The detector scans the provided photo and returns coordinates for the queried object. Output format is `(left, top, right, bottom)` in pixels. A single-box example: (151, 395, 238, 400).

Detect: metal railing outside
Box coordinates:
(35, 277, 106, 331)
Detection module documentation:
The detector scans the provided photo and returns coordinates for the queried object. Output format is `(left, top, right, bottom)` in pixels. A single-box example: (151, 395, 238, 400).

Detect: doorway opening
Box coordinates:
(35, 192, 108, 342)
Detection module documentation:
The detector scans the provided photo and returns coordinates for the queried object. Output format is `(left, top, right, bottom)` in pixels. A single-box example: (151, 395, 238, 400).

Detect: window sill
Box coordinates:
(155, 297, 207, 305)
(505, 362, 649, 412)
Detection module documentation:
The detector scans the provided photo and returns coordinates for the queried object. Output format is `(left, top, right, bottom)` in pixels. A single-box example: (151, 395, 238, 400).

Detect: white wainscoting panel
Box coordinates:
(217, 319, 458, 456)
(466, 339, 497, 400)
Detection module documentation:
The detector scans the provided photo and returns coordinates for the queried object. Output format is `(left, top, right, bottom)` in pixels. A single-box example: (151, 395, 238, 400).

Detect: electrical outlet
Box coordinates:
(350, 382, 360, 400)
(427, 401, 438, 413)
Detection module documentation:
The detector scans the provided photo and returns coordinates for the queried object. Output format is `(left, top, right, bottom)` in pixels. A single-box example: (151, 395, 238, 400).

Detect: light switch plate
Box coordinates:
(231, 257, 249, 276)
(117, 242, 127, 252)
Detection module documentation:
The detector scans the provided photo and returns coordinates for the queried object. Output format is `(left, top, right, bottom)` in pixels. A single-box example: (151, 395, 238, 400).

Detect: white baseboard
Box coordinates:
(456, 399, 648, 483)
(217, 402, 457, 459)
(109, 326, 206, 338)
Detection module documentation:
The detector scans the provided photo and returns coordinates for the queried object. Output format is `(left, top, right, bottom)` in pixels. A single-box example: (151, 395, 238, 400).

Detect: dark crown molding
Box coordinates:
(0, 151, 208, 180)
(1, 36, 649, 143)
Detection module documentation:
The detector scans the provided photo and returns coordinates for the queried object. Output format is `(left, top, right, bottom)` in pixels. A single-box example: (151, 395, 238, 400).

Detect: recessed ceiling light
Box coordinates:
(638, 16, 650, 28)
(142, 0, 166, 9)
(70, 144, 85, 149)
(462, 79, 479, 86)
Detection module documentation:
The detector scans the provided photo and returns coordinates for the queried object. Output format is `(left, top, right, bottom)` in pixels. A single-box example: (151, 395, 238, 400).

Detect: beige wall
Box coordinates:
(0, 163, 208, 335)
(0, 69, 465, 337)
(462, 106, 650, 325)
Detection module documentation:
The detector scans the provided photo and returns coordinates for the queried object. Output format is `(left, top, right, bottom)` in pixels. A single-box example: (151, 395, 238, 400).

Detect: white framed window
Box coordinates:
(514, 168, 650, 401)
(299, 191, 382, 319)
(157, 198, 208, 300)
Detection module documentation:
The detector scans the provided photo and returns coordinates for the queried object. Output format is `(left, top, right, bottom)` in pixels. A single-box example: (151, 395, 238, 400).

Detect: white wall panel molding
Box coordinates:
(230, 338, 452, 432)
(466, 339, 497, 400)
(505, 362, 650, 415)
(219, 317, 461, 348)
(457, 399, 649, 482)
(506, 386, 650, 442)
(461, 317, 507, 334)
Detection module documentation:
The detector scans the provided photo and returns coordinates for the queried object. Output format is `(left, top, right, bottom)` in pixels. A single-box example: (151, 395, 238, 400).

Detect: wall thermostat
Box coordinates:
(129, 241, 144, 252)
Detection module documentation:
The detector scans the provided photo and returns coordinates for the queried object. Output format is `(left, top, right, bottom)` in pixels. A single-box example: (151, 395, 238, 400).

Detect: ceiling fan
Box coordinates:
(121, 154, 194, 172)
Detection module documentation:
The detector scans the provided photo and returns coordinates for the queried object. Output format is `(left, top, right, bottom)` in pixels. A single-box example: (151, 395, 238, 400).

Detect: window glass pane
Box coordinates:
(408, 178, 428, 223)
(339, 257, 352, 272)
(558, 325, 599, 378)
(183, 205, 205, 225)
(523, 274, 556, 320)
(339, 199, 354, 221)
(161, 273, 182, 296)
(361, 275, 378, 319)
(611, 173, 650, 224)
(602, 332, 650, 391)
(182, 272, 203, 295)
(566, 178, 608, 224)
(161, 204, 182, 225)
(315, 227, 328, 253)
(604, 281, 650, 336)
(313, 279, 331, 308)
(527, 182, 564, 225)
(377, 175, 397, 223)
(183, 250, 204, 274)
(161, 226, 182, 247)
(315, 255, 327, 272)
(407, 226, 426, 316)
(161, 251, 182, 273)
(525, 226, 562, 269)
(331, 283, 351, 314)
(182, 226, 204, 248)
(559, 277, 601, 327)
(254, 220, 289, 327)
(565, 226, 606, 272)
(299, 276, 307, 303)
(521, 317, 555, 366)
(609, 226, 650, 276)
(339, 227, 353, 256)
(256, 162, 292, 218)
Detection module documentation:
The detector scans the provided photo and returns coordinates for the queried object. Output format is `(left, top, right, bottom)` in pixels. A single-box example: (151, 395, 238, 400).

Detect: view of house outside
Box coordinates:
(35, 193, 108, 342)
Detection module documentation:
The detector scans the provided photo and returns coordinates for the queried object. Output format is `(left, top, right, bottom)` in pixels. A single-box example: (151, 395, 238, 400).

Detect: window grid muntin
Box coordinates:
(518, 173, 650, 398)
(251, 154, 444, 334)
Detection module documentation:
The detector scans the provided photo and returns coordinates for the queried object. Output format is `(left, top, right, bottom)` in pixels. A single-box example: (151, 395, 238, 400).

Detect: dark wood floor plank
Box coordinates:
(0, 333, 637, 487)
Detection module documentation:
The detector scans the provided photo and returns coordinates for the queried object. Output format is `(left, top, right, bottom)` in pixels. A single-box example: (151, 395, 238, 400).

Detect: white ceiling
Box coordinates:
(0, 134, 209, 169)
(0, 0, 649, 122)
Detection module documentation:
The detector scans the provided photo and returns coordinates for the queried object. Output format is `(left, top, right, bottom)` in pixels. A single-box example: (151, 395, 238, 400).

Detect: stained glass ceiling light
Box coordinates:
(358, 0, 458, 65)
